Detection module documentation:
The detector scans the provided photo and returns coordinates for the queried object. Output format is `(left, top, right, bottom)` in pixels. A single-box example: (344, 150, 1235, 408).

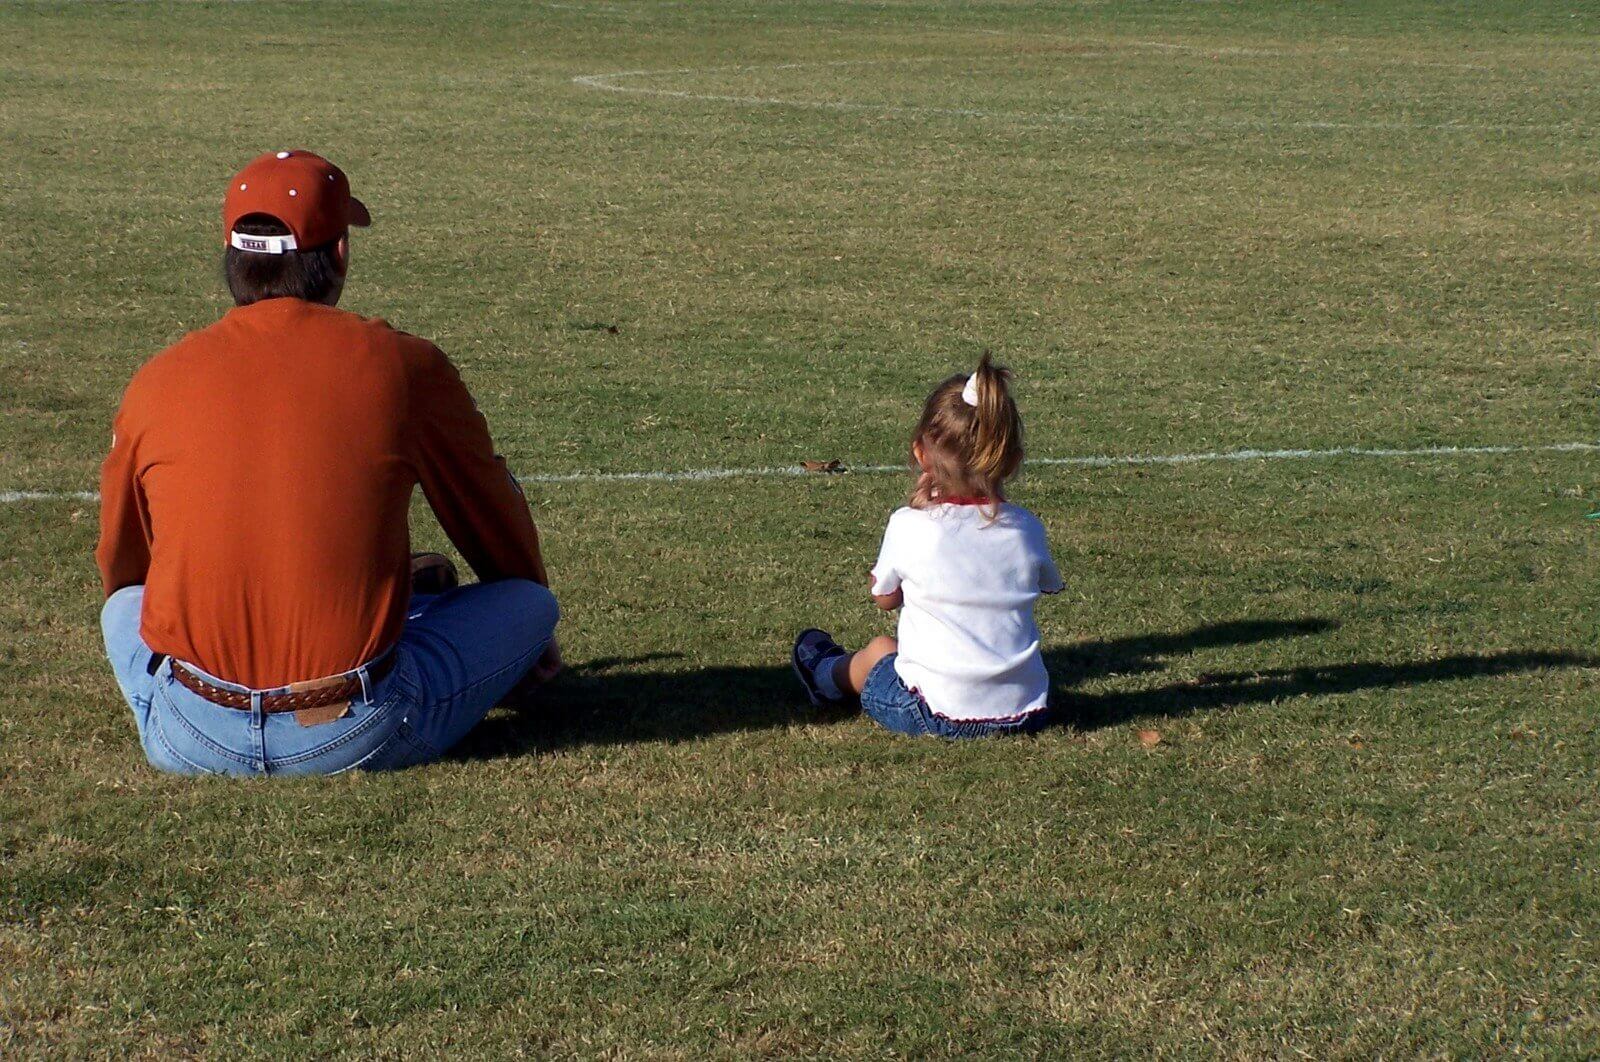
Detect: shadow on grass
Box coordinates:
(1050, 618, 1593, 729)
(456, 651, 854, 758)
(1060, 649, 1597, 730)
(453, 619, 1596, 758)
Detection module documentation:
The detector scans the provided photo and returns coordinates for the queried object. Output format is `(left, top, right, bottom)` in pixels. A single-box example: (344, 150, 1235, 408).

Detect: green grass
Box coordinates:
(3, 0, 1598, 1054)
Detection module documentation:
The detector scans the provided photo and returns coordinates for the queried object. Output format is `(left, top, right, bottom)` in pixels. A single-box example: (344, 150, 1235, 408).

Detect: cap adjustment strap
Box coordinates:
(229, 230, 299, 254)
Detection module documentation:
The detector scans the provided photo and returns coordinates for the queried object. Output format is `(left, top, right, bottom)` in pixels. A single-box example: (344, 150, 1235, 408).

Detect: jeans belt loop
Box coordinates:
(357, 664, 373, 705)
(249, 690, 264, 731)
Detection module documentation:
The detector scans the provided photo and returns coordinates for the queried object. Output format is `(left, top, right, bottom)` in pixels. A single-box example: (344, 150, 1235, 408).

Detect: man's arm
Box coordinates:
(410, 346, 547, 586)
(95, 408, 152, 595)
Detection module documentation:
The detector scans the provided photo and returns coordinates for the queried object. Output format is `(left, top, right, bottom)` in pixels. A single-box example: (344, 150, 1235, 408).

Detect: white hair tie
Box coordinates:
(961, 374, 980, 407)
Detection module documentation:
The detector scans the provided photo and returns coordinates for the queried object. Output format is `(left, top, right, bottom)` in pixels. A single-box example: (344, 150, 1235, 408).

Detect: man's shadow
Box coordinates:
(454, 621, 1595, 759)
(457, 650, 834, 758)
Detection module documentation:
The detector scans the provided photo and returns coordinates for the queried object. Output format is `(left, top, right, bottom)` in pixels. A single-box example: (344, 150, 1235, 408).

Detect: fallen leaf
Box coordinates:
(801, 459, 845, 474)
(1136, 729, 1161, 747)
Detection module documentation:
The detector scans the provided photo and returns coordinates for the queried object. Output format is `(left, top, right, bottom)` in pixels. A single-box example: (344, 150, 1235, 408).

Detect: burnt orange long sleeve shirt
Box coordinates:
(96, 297, 546, 689)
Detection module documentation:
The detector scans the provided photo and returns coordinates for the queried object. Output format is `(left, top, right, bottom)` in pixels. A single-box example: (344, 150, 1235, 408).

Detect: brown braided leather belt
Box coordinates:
(171, 653, 397, 713)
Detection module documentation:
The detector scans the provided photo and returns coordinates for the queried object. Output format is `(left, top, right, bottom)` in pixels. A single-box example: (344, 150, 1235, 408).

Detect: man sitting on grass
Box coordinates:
(96, 150, 559, 775)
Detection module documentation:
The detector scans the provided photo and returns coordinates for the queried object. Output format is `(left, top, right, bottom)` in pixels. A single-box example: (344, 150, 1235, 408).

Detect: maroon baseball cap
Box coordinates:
(223, 150, 370, 253)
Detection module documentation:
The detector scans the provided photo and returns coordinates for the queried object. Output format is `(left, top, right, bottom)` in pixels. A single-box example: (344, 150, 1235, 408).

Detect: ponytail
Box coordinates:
(967, 351, 1021, 490)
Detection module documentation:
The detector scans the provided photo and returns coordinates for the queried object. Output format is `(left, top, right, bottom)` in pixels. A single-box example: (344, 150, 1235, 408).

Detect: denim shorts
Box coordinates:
(860, 654, 1051, 739)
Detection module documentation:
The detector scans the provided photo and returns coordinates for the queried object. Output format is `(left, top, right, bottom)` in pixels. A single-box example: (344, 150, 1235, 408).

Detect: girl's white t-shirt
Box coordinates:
(869, 502, 1064, 721)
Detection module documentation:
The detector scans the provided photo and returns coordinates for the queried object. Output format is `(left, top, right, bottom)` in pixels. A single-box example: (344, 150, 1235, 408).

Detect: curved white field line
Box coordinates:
(6, 442, 1595, 502)
(570, 57, 1098, 123)
(572, 44, 1576, 132)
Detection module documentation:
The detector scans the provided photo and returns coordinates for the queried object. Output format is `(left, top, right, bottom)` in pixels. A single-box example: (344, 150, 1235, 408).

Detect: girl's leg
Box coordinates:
(832, 636, 897, 697)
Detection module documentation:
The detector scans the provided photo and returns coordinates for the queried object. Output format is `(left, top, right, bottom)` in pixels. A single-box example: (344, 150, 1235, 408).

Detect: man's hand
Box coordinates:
(504, 637, 562, 710)
(530, 637, 563, 683)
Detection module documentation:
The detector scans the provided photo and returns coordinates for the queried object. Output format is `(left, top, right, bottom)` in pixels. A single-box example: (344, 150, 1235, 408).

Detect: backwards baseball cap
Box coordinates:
(223, 150, 371, 254)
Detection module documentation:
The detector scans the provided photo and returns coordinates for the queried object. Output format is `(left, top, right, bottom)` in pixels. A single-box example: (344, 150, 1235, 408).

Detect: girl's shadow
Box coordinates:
(1046, 618, 1595, 729)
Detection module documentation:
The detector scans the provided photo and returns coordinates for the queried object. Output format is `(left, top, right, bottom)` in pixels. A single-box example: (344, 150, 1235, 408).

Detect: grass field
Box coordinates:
(3, 0, 1599, 1055)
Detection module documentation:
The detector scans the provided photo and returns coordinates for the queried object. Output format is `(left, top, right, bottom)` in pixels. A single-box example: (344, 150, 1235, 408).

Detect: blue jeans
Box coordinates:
(860, 653, 1052, 738)
(101, 581, 558, 775)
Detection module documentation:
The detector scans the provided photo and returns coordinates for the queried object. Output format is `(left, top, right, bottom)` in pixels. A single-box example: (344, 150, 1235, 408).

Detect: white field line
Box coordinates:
(7, 442, 1593, 503)
(572, 45, 1577, 132)
(521, 442, 1600, 484)
(0, 490, 99, 504)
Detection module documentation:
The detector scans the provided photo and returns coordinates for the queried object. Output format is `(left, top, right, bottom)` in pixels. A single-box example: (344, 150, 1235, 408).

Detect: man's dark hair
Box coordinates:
(223, 213, 344, 306)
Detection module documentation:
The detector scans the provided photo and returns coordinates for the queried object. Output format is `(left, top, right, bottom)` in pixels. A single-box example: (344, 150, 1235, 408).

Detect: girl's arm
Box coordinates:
(869, 573, 903, 611)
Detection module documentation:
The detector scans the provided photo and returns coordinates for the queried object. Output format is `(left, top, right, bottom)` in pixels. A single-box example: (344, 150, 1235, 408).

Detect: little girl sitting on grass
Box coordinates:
(792, 353, 1064, 737)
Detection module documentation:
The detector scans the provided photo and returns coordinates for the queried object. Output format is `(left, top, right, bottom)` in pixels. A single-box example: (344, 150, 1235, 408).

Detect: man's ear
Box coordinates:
(333, 234, 350, 276)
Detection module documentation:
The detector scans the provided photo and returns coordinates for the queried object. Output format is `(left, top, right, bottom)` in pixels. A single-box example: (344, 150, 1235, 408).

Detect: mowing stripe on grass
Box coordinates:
(6, 442, 1594, 503)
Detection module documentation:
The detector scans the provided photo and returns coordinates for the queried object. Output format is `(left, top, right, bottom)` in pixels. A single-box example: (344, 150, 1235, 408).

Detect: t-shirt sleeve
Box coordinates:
(408, 343, 548, 586)
(869, 511, 908, 595)
(1035, 520, 1065, 595)
(95, 387, 153, 596)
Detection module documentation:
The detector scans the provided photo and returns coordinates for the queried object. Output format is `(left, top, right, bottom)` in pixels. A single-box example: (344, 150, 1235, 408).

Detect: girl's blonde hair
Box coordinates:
(909, 352, 1023, 514)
